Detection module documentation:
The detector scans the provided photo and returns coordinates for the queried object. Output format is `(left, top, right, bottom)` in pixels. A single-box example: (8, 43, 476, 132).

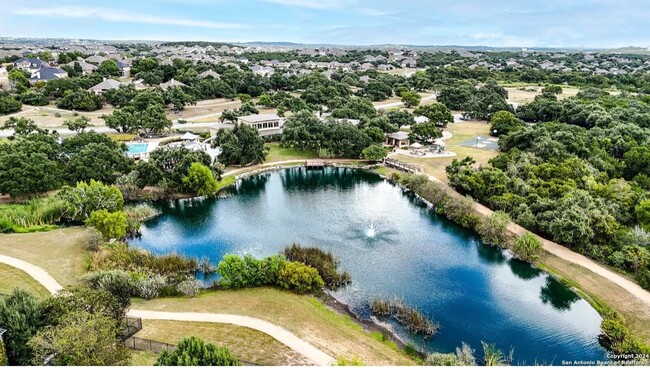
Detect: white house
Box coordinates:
(237, 114, 284, 136)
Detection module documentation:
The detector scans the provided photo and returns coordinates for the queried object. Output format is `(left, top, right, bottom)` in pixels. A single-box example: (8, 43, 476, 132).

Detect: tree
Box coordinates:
(65, 142, 132, 184)
(361, 144, 388, 162)
(411, 122, 442, 141)
(409, 71, 433, 91)
(58, 180, 124, 221)
(387, 109, 415, 128)
(636, 200, 650, 231)
(0, 289, 45, 365)
(257, 93, 272, 107)
(57, 90, 104, 111)
(0, 95, 23, 115)
(104, 84, 136, 107)
(216, 124, 268, 165)
(18, 91, 48, 106)
(414, 103, 453, 127)
(401, 91, 421, 108)
(8, 69, 29, 92)
(512, 232, 542, 262)
(490, 110, 525, 137)
(182, 162, 219, 196)
(477, 211, 511, 248)
(86, 209, 127, 240)
(237, 93, 252, 103)
(28, 311, 130, 366)
(155, 336, 240, 366)
(165, 86, 196, 111)
(96, 60, 121, 77)
(437, 85, 473, 110)
(62, 116, 91, 132)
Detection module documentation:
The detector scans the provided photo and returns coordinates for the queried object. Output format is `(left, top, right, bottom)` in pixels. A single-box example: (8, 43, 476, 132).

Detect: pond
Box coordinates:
(131, 167, 606, 364)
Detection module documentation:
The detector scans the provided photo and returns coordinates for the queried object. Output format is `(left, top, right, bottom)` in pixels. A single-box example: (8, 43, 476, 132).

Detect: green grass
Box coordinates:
(215, 176, 236, 191)
(0, 263, 51, 300)
(128, 350, 158, 366)
(0, 227, 92, 286)
(134, 320, 311, 365)
(132, 287, 416, 365)
(265, 143, 318, 162)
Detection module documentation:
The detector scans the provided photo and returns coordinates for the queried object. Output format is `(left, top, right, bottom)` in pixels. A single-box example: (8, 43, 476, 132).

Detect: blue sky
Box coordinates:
(0, 0, 648, 47)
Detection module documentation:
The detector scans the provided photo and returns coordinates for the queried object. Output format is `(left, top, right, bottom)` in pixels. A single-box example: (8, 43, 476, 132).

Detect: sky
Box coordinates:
(0, 0, 648, 48)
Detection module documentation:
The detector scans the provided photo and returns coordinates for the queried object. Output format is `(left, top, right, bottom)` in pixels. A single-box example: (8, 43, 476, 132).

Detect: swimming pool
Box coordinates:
(126, 143, 149, 156)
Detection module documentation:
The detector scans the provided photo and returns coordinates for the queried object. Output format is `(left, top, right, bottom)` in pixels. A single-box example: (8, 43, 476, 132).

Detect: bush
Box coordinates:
(182, 162, 219, 196)
(155, 336, 240, 366)
(276, 261, 324, 294)
(599, 311, 650, 354)
(176, 278, 203, 298)
(82, 270, 135, 306)
(217, 254, 283, 289)
(85, 210, 127, 240)
(0, 289, 45, 365)
(476, 211, 511, 248)
(283, 244, 351, 289)
(440, 195, 479, 230)
(512, 232, 542, 262)
(58, 180, 124, 222)
(135, 275, 168, 300)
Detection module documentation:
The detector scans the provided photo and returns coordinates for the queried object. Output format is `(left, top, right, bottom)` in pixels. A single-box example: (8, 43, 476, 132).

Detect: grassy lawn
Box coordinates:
(132, 288, 416, 365)
(0, 227, 91, 286)
(265, 143, 318, 162)
(128, 350, 158, 366)
(215, 176, 236, 191)
(539, 252, 650, 346)
(134, 320, 311, 365)
(0, 263, 51, 300)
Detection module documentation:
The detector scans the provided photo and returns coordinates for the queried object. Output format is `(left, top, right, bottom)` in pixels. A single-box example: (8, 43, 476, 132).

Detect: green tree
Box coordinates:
(155, 336, 240, 366)
(490, 111, 525, 137)
(387, 109, 415, 128)
(0, 289, 45, 365)
(104, 84, 137, 107)
(401, 91, 421, 108)
(257, 93, 272, 107)
(636, 200, 650, 231)
(182, 162, 219, 196)
(411, 122, 442, 141)
(28, 311, 129, 366)
(57, 90, 104, 111)
(237, 93, 252, 103)
(58, 180, 124, 221)
(8, 69, 29, 92)
(216, 124, 268, 165)
(18, 91, 48, 106)
(165, 86, 196, 111)
(86, 209, 127, 240)
(477, 211, 511, 248)
(361, 144, 388, 161)
(0, 95, 23, 115)
(96, 60, 121, 77)
(62, 116, 91, 132)
(414, 103, 453, 127)
(512, 232, 542, 262)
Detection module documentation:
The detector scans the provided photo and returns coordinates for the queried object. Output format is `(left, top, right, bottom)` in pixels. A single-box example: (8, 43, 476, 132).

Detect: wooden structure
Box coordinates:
(384, 158, 422, 173)
(305, 160, 326, 169)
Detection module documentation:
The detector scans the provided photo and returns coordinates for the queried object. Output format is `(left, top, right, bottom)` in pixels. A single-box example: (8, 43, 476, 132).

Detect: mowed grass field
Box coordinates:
(134, 320, 311, 365)
(0, 263, 51, 300)
(265, 142, 319, 162)
(132, 288, 416, 366)
(0, 226, 92, 286)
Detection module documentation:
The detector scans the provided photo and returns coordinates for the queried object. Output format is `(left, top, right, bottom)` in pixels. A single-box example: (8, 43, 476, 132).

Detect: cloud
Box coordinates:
(13, 6, 248, 29)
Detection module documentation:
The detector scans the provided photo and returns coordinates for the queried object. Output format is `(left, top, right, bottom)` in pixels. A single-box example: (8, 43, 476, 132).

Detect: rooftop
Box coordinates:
(238, 114, 281, 124)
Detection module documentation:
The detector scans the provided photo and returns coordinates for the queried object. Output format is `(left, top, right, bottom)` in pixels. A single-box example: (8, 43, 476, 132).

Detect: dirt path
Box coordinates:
(0, 254, 335, 365)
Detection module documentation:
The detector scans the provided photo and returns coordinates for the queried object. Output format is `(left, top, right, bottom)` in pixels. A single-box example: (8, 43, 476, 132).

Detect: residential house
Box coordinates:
(159, 78, 188, 90)
(66, 59, 97, 75)
(88, 78, 122, 94)
(198, 70, 220, 79)
(250, 65, 275, 77)
(30, 67, 67, 82)
(13, 57, 47, 73)
(85, 55, 108, 65)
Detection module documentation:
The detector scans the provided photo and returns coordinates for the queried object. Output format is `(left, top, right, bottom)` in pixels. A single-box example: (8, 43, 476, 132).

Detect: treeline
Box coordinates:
(447, 91, 650, 289)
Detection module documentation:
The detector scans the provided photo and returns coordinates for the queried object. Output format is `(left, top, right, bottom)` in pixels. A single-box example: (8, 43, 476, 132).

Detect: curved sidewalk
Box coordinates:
(0, 254, 335, 366)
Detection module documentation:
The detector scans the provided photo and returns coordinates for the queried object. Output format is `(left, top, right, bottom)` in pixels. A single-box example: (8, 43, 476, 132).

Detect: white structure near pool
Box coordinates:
(126, 142, 159, 159)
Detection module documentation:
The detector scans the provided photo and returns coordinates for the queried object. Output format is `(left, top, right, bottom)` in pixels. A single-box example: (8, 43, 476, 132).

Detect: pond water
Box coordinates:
(132, 167, 606, 364)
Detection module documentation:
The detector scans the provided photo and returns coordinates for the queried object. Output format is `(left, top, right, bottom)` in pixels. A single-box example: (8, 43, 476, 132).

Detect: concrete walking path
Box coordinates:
(0, 254, 335, 365)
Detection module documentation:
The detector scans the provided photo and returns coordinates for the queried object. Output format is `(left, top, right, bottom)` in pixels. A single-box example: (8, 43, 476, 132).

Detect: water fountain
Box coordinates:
(365, 223, 377, 238)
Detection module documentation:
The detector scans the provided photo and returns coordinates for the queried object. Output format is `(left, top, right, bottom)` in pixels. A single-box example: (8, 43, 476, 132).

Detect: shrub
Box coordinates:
(176, 279, 203, 298)
(477, 211, 511, 248)
(82, 270, 135, 306)
(441, 195, 479, 230)
(135, 275, 167, 300)
(0, 289, 45, 365)
(599, 311, 650, 354)
(512, 232, 542, 262)
(276, 261, 324, 294)
(155, 336, 239, 366)
(182, 162, 218, 196)
(86, 210, 127, 240)
(334, 355, 364, 366)
(58, 180, 124, 222)
(216, 254, 283, 289)
(481, 341, 510, 366)
(426, 352, 459, 366)
(283, 244, 351, 289)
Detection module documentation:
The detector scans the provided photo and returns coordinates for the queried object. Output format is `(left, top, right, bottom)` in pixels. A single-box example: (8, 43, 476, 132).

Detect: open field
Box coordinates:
(0, 263, 51, 299)
(505, 86, 581, 104)
(134, 320, 311, 365)
(0, 104, 114, 128)
(128, 350, 158, 366)
(265, 142, 319, 162)
(0, 227, 91, 286)
(132, 288, 416, 365)
(539, 252, 650, 346)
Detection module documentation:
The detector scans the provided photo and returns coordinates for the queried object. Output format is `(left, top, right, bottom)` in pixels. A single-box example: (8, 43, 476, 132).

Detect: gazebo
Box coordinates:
(181, 132, 198, 141)
(431, 138, 446, 154)
(409, 142, 425, 156)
